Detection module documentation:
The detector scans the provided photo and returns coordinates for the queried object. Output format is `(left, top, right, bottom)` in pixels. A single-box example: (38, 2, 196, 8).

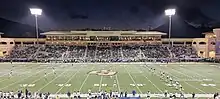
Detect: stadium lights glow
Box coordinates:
(30, 8, 42, 15)
(165, 8, 176, 47)
(165, 9, 176, 16)
(30, 8, 42, 49)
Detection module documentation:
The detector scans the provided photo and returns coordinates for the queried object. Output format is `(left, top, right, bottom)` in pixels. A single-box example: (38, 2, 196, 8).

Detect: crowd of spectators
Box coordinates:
(35, 45, 68, 59)
(122, 45, 140, 60)
(111, 46, 123, 61)
(86, 46, 96, 60)
(5, 44, 200, 62)
(67, 46, 86, 59)
(141, 45, 170, 58)
(169, 45, 198, 58)
(96, 47, 111, 61)
(7, 45, 39, 59)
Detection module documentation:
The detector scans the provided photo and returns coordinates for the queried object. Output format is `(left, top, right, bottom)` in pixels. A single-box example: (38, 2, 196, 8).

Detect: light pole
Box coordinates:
(30, 8, 42, 45)
(165, 8, 176, 46)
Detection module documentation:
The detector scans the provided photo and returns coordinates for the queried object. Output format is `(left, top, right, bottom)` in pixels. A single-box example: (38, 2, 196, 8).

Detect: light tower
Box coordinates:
(30, 8, 42, 45)
(165, 8, 176, 46)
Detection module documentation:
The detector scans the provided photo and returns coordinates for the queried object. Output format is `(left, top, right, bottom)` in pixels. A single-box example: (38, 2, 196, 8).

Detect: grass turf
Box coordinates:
(0, 62, 220, 95)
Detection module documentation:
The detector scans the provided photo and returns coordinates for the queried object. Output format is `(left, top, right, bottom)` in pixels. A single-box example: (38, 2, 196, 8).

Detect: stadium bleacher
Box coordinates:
(6, 44, 199, 62)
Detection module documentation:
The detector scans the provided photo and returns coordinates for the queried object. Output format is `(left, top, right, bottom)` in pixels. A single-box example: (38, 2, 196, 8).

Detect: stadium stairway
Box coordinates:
(167, 46, 175, 58)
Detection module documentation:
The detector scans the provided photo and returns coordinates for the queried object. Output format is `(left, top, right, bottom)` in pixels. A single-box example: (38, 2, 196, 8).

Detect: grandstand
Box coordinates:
(0, 29, 220, 98)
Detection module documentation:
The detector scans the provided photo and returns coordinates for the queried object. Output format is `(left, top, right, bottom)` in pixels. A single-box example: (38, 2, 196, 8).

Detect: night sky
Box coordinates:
(0, 0, 220, 38)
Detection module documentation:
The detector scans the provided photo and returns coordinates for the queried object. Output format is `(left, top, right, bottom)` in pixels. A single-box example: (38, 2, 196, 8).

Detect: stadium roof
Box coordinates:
(41, 31, 166, 36)
(1, 0, 220, 38)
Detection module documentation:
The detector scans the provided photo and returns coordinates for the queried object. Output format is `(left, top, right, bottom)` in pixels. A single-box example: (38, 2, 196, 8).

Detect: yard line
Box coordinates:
(0, 64, 37, 79)
(98, 76, 103, 91)
(55, 66, 82, 94)
(177, 66, 220, 91)
(37, 67, 69, 92)
(15, 68, 55, 92)
(0, 64, 46, 83)
(15, 64, 59, 92)
(112, 64, 121, 92)
(123, 65, 143, 94)
(135, 66, 163, 93)
(79, 66, 95, 92)
(156, 66, 206, 93)
(115, 74, 121, 92)
(178, 66, 217, 79)
(0, 71, 31, 83)
(0, 65, 49, 90)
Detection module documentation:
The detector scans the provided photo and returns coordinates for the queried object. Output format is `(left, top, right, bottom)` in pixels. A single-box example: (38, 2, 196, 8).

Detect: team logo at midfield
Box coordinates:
(88, 70, 117, 76)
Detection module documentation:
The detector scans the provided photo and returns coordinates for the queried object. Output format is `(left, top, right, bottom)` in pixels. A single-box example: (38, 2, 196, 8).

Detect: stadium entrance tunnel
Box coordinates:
(88, 70, 117, 76)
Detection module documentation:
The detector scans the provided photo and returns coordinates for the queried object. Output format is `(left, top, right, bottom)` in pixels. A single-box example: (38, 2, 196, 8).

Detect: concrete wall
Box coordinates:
(0, 38, 15, 56)
(214, 28, 220, 59)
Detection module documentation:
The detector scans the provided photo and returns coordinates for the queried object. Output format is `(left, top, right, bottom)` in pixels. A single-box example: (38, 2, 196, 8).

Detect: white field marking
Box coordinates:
(15, 66, 56, 92)
(0, 71, 32, 83)
(135, 66, 163, 93)
(0, 64, 38, 81)
(210, 65, 220, 69)
(37, 68, 69, 92)
(0, 64, 46, 84)
(55, 66, 82, 94)
(177, 66, 220, 91)
(94, 84, 99, 87)
(0, 64, 42, 80)
(98, 76, 103, 91)
(113, 65, 121, 92)
(123, 65, 143, 94)
(98, 63, 106, 91)
(0, 65, 49, 90)
(160, 66, 205, 93)
(179, 66, 220, 82)
(79, 66, 95, 91)
(161, 66, 206, 93)
(115, 74, 121, 92)
(0, 65, 26, 78)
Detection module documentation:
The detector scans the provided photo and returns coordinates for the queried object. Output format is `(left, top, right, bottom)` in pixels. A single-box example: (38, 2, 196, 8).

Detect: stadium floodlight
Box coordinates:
(30, 8, 42, 45)
(165, 8, 176, 46)
(165, 9, 176, 16)
(30, 8, 42, 15)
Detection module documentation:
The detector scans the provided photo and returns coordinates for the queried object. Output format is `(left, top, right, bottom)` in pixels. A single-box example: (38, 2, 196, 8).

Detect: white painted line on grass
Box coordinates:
(177, 66, 220, 91)
(113, 64, 121, 92)
(0, 66, 48, 90)
(123, 65, 143, 94)
(0, 64, 38, 82)
(15, 67, 56, 92)
(115, 74, 121, 92)
(55, 67, 82, 94)
(162, 66, 206, 93)
(135, 66, 163, 93)
(37, 68, 69, 92)
(79, 66, 95, 92)
(98, 76, 103, 91)
(0, 71, 32, 83)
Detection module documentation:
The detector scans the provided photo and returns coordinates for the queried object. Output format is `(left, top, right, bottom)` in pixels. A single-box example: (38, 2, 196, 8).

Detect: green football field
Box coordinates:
(0, 62, 220, 96)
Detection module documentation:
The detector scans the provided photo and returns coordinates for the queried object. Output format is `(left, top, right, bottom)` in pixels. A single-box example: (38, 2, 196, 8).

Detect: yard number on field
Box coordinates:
(201, 84, 216, 87)
(130, 84, 145, 87)
(20, 84, 35, 87)
(56, 84, 71, 87)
